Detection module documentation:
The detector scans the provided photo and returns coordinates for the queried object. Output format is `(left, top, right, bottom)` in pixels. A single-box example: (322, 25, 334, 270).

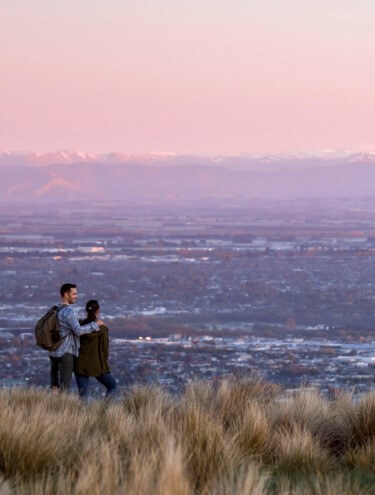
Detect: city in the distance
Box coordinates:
(1, 149, 375, 396)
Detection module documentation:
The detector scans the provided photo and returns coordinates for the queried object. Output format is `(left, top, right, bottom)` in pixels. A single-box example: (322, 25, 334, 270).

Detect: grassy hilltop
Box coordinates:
(0, 379, 375, 494)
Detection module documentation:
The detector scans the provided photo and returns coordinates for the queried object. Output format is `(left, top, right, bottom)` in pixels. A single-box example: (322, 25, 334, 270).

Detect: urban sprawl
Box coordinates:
(1, 199, 375, 396)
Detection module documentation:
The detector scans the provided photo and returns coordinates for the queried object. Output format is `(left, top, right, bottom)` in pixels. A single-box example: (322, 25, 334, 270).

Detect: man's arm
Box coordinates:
(65, 308, 99, 336)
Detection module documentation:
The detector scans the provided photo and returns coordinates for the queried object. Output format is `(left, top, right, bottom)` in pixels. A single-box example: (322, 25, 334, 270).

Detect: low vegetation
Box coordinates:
(0, 379, 375, 494)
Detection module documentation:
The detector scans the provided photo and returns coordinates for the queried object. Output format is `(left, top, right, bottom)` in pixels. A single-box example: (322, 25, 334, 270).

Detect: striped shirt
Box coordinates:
(49, 303, 99, 358)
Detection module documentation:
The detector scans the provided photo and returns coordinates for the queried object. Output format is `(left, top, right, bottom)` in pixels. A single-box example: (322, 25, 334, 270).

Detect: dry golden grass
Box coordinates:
(229, 402, 272, 462)
(1, 379, 375, 494)
(277, 473, 372, 495)
(343, 437, 375, 473)
(345, 391, 375, 447)
(272, 426, 334, 475)
(207, 464, 268, 495)
(270, 389, 349, 455)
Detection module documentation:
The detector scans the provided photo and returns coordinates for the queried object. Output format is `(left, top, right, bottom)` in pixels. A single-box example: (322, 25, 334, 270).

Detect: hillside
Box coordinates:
(2, 152, 375, 201)
(2, 162, 375, 202)
(1, 379, 375, 494)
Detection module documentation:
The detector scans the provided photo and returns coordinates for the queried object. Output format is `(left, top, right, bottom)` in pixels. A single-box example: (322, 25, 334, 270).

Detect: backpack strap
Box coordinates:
(54, 304, 70, 341)
(57, 304, 69, 312)
(51, 304, 69, 313)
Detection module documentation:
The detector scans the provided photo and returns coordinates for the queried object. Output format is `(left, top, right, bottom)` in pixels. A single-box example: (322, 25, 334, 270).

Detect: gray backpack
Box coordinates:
(35, 305, 67, 351)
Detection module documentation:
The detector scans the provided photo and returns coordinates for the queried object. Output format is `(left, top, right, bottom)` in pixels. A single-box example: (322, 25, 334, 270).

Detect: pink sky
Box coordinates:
(1, 1, 374, 154)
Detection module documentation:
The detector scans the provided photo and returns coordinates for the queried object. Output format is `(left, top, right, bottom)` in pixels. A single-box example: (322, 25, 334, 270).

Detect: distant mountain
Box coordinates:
(2, 149, 375, 170)
(0, 150, 197, 167)
(1, 150, 375, 202)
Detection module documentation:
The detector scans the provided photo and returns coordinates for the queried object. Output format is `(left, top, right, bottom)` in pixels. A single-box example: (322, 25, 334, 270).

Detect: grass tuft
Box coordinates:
(1, 379, 375, 494)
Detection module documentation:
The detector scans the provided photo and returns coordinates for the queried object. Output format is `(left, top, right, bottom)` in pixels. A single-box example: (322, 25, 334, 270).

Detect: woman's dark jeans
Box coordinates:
(75, 372, 117, 399)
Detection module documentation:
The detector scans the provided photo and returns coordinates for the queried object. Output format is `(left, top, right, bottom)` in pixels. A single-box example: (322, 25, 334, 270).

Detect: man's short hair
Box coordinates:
(60, 283, 77, 298)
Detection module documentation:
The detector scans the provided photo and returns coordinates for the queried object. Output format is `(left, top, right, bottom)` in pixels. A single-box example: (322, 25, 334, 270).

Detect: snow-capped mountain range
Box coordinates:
(2, 149, 375, 169)
(1, 150, 375, 201)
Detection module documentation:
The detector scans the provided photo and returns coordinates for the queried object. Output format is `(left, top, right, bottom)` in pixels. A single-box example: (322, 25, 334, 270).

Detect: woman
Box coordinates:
(74, 300, 117, 399)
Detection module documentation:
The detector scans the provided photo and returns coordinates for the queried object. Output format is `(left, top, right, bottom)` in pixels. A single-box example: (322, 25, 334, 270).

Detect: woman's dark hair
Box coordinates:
(81, 299, 100, 325)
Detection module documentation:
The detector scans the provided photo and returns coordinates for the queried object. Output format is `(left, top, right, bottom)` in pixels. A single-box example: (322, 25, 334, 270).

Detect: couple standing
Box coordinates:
(49, 283, 117, 398)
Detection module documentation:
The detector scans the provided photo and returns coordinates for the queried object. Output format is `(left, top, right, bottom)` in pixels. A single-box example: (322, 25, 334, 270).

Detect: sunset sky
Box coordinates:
(1, 1, 374, 154)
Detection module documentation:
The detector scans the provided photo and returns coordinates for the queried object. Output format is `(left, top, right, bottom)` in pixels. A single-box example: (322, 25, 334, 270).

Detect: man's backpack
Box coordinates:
(35, 305, 67, 351)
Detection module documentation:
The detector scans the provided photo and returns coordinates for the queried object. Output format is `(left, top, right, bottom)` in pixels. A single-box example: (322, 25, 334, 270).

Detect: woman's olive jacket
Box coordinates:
(75, 324, 110, 377)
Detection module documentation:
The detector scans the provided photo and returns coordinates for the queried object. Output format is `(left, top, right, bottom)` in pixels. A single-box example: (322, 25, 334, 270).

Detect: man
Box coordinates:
(49, 283, 104, 392)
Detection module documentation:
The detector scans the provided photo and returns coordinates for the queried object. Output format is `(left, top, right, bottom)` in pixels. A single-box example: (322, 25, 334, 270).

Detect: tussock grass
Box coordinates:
(276, 473, 373, 495)
(343, 437, 375, 473)
(207, 463, 267, 495)
(270, 389, 349, 456)
(0, 476, 11, 495)
(346, 392, 375, 447)
(175, 403, 234, 489)
(1, 379, 375, 494)
(229, 402, 272, 461)
(272, 426, 334, 475)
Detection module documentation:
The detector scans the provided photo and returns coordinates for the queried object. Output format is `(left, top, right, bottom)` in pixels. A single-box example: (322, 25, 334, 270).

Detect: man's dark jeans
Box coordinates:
(50, 353, 75, 391)
(75, 372, 117, 399)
